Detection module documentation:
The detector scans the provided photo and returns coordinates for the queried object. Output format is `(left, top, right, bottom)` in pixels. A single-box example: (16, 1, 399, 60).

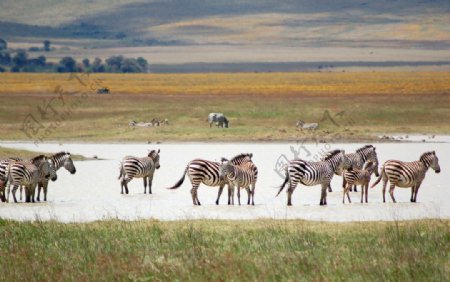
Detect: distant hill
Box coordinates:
(1, 0, 450, 49)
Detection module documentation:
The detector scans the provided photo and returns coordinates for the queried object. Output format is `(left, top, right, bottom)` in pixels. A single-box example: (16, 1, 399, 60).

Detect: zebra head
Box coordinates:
(219, 158, 233, 180)
(357, 145, 380, 176)
(64, 156, 76, 175)
(420, 151, 441, 173)
(148, 149, 161, 169)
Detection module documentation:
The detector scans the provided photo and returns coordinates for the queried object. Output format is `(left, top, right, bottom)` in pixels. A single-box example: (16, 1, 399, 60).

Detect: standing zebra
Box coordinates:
(0, 157, 23, 202)
(36, 151, 77, 202)
(5, 156, 53, 203)
(370, 151, 440, 203)
(277, 149, 351, 206)
(343, 145, 380, 192)
(342, 161, 378, 204)
(118, 149, 161, 194)
(167, 153, 253, 205)
(219, 158, 258, 205)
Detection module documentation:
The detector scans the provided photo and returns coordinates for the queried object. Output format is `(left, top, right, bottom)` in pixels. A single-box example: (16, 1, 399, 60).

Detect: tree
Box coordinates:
(137, 57, 149, 72)
(0, 52, 11, 65)
(92, 57, 105, 72)
(12, 51, 28, 68)
(106, 55, 124, 72)
(82, 58, 90, 68)
(0, 38, 7, 50)
(59, 56, 76, 72)
(43, 40, 51, 52)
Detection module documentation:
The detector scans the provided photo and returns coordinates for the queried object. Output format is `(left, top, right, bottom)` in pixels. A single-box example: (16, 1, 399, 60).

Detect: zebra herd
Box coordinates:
(117, 145, 440, 206)
(0, 146, 440, 206)
(0, 152, 76, 203)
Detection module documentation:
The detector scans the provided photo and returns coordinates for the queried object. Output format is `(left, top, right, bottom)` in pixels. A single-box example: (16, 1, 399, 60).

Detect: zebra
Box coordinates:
(276, 149, 351, 206)
(5, 156, 53, 203)
(208, 113, 229, 128)
(36, 151, 77, 202)
(342, 161, 378, 204)
(167, 153, 253, 205)
(332, 145, 379, 192)
(219, 157, 258, 205)
(118, 149, 161, 194)
(296, 120, 319, 131)
(370, 151, 440, 203)
(0, 157, 23, 202)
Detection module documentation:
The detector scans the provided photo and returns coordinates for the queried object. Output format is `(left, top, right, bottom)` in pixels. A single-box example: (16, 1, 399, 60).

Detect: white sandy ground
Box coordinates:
(0, 141, 448, 223)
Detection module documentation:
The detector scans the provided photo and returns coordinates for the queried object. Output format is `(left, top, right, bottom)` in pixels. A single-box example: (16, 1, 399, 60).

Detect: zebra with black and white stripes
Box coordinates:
(36, 151, 76, 202)
(167, 153, 253, 205)
(342, 145, 380, 192)
(5, 156, 54, 203)
(370, 151, 440, 203)
(277, 149, 351, 206)
(118, 149, 161, 194)
(342, 160, 378, 204)
(219, 157, 258, 205)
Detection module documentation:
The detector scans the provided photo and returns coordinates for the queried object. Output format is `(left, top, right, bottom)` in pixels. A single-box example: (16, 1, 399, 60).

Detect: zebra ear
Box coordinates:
(157, 149, 160, 154)
(432, 150, 435, 155)
(249, 153, 253, 158)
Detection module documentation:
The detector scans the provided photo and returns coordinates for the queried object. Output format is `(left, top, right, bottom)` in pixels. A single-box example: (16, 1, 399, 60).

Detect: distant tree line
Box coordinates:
(0, 38, 149, 73)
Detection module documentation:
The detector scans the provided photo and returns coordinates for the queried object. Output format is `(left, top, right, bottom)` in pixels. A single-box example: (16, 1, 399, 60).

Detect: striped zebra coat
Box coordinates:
(5, 156, 53, 203)
(36, 152, 76, 202)
(0, 157, 23, 202)
(168, 153, 253, 205)
(342, 161, 378, 204)
(219, 158, 258, 205)
(277, 149, 351, 206)
(371, 151, 440, 203)
(341, 145, 379, 192)
(118, 149, 161, 194)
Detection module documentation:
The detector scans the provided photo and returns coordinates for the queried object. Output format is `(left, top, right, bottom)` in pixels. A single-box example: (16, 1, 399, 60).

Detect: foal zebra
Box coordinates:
(277, 149, 351, 206)
(118, 149, 161, 194)
(36, 152, 77, 202)
(342, 145, 379, 192)
(167, 153, 253, 205)
(342, 161, 378, 204)
(219, 157, 258, 205)
(370, 151, 440, 203)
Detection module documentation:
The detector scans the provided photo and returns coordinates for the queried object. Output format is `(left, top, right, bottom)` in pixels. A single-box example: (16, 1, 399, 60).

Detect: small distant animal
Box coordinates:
(208, 113, 229, 128)
(296, 120, 318, 131)
(96, 87, 110, 94)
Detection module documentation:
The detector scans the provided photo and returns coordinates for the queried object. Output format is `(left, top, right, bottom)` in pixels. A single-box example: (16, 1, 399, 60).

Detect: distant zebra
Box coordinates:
(296, 120, 319, 131)
(167, 153, 253, 205)
(219, 157, 258, 205)
(277, 149, 351, 206)
(342, 161, 378, 204)
(118, 149, 161, 194)
(36, 152, 77, 202)
(5, 156, 53, 203)
(370, 151, 440, 203)
(208, 113, 229, 128)
(342, 145, 379, 192)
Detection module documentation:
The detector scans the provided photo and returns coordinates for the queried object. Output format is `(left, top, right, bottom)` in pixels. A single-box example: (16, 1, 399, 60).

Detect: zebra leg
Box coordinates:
(327, 184, 332, 193)
(12, 185, 19, 203)
(237, 186, 241, 206)
(320, 183, 328, 205)
(251, 183, 255, 205)
(353, 184, 358, 192)
(389, 183, 396, 203)
(227, 185, 234, 205)
(413, 183, 422, 203)
(364, 183, 369, 203)
(20, 186, 23, 201)
(246, 187, 251, 205)
(216, 184, 224, 205)
(382, 178, 388, 203)
(148, 176, 153, 194)
(143, 177, 147, 194)
(191, 183, 201, 205)
(43, 182, 49, 202)
(287, 181, 296, 206)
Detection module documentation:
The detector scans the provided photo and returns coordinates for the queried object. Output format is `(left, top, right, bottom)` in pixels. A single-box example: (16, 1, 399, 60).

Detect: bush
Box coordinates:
(58, 56, 76, 72)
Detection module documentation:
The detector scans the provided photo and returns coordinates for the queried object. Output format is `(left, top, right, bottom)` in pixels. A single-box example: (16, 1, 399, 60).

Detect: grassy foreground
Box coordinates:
(1, 72, 449, 142)
(0, 219, 448, 281)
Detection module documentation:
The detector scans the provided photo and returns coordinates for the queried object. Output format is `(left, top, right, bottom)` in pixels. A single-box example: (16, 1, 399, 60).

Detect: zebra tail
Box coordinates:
(167, 166, 188, 189)
(370, 165, 384, 189)
(276, 170, 289, 197)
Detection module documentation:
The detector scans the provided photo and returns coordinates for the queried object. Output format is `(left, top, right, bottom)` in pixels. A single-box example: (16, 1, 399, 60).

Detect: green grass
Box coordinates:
(0, 219, 448, 281)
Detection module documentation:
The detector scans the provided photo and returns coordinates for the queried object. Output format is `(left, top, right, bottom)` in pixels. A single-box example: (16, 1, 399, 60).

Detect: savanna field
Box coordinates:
(0, 72, 449, 142)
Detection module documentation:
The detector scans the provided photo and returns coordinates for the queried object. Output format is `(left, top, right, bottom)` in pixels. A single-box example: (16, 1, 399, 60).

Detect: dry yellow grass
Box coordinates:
(1, 72, 450, 96)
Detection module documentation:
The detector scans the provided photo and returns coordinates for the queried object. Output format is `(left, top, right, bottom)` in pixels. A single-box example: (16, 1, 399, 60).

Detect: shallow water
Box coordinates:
(0, 141, 448, 222)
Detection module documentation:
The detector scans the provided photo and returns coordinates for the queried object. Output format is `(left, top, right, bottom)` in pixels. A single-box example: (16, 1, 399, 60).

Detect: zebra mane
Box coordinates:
(356, 145, 374, 153)
(52, 151, 70, 160)
(229, 153, 252, 163)
(419, 151, 435, 164)
(147, 149, 160, 158)
(323, 150, 343, 161)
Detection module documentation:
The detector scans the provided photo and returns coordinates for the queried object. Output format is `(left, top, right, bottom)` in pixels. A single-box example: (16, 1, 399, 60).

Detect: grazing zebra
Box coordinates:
(342, 145, 380, 192)
(118, 149, 161, 194)
(370, 151, 440, 203)
(342, 161, 378, 204)
(36, 151, 77, 202)
(5, 156, 52, 203)
(277, 149, 351, 206)
(208, 113, 229, 128)
(296, 120, 319, 131)
(219, 158, 258, 205)
(167, 153, 253, 205)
